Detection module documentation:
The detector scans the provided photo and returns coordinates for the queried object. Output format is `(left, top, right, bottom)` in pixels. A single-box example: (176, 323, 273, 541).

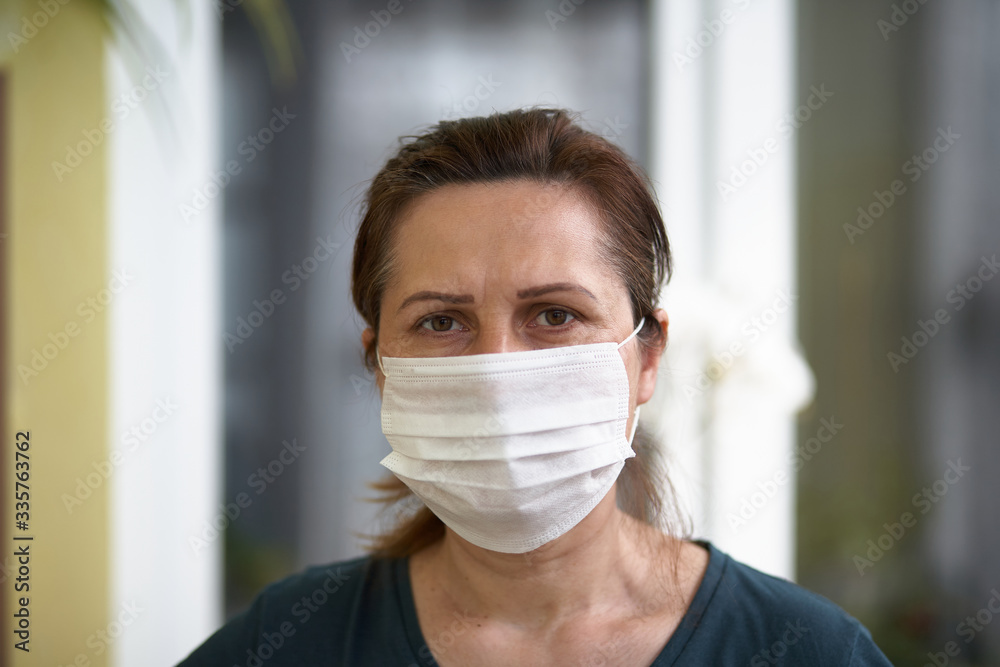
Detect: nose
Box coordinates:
(465, 320, 525, 356)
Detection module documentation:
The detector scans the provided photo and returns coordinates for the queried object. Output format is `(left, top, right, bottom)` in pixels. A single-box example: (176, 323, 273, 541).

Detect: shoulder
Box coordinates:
(713, 545, 857, 625)
(176, 554, 399, 666)
(668, 541, 892, 666)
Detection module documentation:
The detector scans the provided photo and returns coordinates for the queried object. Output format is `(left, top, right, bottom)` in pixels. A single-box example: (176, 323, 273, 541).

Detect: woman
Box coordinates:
(179, 108, 892, 665)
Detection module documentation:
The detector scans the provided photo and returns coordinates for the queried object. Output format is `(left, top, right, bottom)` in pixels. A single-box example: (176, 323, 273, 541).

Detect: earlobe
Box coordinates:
(636, 308, 669, 405)
(636, 359, 660, 406)
(362, 327, 379, 368)
(362, 327, 384, 390)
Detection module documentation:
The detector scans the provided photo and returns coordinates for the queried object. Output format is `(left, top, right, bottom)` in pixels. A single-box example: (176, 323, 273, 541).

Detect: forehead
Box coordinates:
(389, 180, 615, 285)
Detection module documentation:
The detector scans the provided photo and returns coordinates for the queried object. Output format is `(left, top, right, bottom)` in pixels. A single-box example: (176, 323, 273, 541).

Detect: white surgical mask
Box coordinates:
(376, 317, 645, 554)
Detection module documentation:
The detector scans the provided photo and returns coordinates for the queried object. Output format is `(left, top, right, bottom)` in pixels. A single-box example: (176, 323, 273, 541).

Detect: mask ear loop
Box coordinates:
(376, 347, 386, 376)
(616, 316, 646, 349)
(618, 316, 646, 446)
(627, 405, 641, 446)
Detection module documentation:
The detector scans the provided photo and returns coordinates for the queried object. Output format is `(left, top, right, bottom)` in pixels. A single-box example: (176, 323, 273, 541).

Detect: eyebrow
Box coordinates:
(396, 282, 597, 314)
(516, 282, 597, 301)
(397, 291, 475, 313)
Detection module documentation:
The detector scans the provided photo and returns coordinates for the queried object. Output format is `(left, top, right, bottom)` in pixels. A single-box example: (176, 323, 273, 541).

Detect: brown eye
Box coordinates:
(421, 316, 458, 332)
(538, 309, 574, 326)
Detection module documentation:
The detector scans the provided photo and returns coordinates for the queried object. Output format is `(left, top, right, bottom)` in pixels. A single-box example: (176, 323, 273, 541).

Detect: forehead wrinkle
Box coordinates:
(383, 181, 625, 320)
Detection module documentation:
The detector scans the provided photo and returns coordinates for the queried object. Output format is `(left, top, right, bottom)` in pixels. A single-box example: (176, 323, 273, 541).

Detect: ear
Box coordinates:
(361, 327, 384, 391)
(636, 308, 668, 406)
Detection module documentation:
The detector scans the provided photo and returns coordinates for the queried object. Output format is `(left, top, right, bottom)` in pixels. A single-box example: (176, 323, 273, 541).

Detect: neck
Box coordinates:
(422, 489, 680, 630)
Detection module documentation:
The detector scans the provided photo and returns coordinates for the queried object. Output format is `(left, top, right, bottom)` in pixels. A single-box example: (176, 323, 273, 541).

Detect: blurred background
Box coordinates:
(1, 0, 998, 665)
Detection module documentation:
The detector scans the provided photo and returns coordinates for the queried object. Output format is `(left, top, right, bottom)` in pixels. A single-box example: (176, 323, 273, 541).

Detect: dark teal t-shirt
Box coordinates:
(176, 541, 892, 666)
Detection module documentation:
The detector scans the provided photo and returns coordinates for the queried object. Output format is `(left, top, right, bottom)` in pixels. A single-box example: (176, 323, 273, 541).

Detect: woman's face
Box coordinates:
(364, 180, 666, 415)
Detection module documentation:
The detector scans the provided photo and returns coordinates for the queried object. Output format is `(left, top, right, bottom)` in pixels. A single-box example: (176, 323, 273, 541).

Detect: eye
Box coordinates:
(535, 309, 576, 327)
(419, 315, 462, 332)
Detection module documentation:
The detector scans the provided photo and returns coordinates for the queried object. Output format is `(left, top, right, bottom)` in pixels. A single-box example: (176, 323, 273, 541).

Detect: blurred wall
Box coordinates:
(2, 2, 223, 663)
(219, 1, 318, 614)
(916, 1, 1000, 663)
(797, 0, 1000, 664)
(2, 4, 109, 663)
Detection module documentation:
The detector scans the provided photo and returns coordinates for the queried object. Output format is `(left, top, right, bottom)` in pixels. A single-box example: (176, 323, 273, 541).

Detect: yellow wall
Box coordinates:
(4, 2, 109, 664)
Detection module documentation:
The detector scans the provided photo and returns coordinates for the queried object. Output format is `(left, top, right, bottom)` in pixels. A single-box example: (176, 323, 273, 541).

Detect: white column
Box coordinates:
(107, 2, 222, 663)
(647, 0, 812, 579)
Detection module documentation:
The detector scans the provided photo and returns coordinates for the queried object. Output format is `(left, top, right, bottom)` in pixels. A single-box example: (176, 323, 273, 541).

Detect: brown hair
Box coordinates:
(351, 107, 684, 557)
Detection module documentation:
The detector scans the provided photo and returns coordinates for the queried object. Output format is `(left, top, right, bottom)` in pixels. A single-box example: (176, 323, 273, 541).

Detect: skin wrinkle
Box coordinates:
(396, 282, 598, 317)
(377, 180, 613, 336)
(375, 183, 627, 354)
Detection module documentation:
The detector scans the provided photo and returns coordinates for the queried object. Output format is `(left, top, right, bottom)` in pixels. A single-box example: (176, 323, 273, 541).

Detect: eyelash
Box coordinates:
(533, 308, 577, 328)
(415, 308, 579, 333)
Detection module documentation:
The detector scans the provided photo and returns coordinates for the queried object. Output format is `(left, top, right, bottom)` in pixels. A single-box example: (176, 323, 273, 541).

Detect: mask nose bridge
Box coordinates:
(378, 315, 645, 374)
